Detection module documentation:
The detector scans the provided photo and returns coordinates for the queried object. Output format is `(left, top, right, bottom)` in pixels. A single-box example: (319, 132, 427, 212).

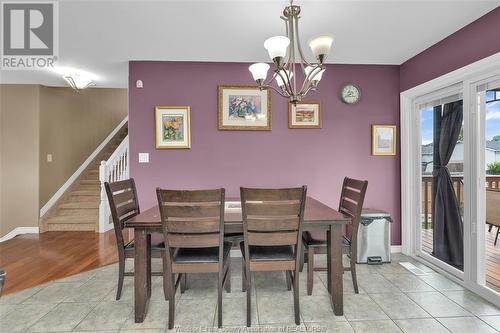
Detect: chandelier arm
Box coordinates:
(298, 79, 313, 98)
(288, 14, 297, 96)
(281, 16, 292, 69)
(276, 69, 294, 97)
(298, 64, 322, 94)
(299, 81, 318, 98)
(293, 14, 313, 68)
(260, 71, 292, 98)
(260, 83, 292, 99)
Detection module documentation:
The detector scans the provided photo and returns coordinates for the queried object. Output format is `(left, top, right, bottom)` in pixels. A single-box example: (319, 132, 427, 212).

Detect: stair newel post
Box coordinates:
(99, 161, 110, 233)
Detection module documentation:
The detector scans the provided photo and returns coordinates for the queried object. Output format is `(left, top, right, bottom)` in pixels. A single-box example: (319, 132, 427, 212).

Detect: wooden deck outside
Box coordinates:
(421, 228, 500, 293)
(420, 175, 500, 293)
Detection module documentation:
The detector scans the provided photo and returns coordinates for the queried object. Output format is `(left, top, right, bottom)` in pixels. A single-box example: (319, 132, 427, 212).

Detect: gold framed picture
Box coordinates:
(288, 101, 322, 129)
(372, 125, 396, 156)
(218, 85, 271, 131)
(155, 106, 191, 149)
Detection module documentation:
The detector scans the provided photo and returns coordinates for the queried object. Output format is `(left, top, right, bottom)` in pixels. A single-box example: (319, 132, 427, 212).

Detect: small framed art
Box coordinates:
(372, 125, 396, 156)
(288, 101, 322, 129)
(155, 106, 191, 149)
(218, 85, 271, 130)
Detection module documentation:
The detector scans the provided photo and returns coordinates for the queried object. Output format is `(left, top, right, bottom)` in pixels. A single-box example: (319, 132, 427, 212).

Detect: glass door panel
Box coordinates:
(483, 85, 500, 293)
(420, 97, 464, 272)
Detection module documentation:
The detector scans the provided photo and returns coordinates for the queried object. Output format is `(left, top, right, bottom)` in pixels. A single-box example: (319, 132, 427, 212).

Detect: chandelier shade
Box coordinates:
(304, 66, 325, 82)
(309, 35, 334, 61)
(263, 36, 290, 60)
(249, 63, 270, 81)
(248, 0, 333, 103)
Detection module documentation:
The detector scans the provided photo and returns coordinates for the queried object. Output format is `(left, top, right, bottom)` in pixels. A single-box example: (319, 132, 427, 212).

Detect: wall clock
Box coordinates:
(340, 84, 362, 104)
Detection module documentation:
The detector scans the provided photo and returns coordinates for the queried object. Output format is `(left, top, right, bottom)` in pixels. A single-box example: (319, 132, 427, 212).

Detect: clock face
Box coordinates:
(341, 84, 361, 104)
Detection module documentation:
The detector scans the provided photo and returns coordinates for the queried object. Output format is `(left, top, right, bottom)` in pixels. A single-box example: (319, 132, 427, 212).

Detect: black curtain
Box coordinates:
(432, 100, 464, 268)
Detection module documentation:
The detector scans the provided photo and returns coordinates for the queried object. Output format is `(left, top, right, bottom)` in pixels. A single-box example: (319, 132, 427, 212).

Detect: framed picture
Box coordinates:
(372, 125, 396, 156)
(288, 101, 322, 128)
(218, 85, 271, 130)
(155, 106, 191, 149)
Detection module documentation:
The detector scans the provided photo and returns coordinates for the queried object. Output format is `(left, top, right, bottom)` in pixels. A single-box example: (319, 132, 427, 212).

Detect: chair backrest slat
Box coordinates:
(116, 201, 139, 219)
(167, 218, 220, 233)
(245, 201, 301, 216)
(247, 217, 299, 232)
(113, 189, 135, 205)
(242, 188, 304, 201)
(339, 197, 358, 217)
(247, 231, 298, 246)
(161, 189, 223, 202)
(343, 187, 362, 203)
(159, 203, 221, 218)
(167, 233, 220, 248)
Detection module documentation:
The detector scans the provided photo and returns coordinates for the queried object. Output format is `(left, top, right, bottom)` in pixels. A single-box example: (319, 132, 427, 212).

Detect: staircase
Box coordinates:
(40, 124, 128, 232)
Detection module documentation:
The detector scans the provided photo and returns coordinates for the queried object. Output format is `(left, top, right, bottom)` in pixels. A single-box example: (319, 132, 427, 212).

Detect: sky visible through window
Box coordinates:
(421, 90, 500, 145)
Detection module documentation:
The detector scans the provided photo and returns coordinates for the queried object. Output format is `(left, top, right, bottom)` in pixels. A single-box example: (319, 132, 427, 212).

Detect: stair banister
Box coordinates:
(99, 135, 129, 233)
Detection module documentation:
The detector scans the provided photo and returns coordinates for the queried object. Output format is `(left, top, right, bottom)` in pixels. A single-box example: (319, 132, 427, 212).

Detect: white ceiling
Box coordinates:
(1, 0, 499, 88)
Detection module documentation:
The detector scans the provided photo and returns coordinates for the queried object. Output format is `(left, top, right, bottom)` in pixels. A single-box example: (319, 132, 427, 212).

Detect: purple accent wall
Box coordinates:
(400, 6, 500, 92)
(129, 61, 402, 245)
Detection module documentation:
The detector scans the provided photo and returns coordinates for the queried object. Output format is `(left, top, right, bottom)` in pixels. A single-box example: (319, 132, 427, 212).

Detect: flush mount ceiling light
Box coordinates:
(52, 67, 97, 91)
(63, 73, 95, 91)
(248, 0, 333, 104)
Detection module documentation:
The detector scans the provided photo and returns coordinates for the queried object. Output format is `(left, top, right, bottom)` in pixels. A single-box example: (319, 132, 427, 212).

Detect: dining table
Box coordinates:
(125, 196, 351, 323)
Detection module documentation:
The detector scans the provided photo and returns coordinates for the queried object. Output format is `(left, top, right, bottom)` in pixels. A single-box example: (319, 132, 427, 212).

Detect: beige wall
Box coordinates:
(39, 87, 128, 207)
(0, 85, 127, 238)
(0, 85, 40, 237)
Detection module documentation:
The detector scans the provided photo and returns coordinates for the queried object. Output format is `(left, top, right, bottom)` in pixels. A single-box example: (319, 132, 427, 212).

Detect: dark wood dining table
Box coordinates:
(125, 196, 350, 323)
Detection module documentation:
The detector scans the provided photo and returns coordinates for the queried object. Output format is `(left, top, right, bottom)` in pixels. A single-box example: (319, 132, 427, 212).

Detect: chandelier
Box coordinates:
(248, 1, 333, 104)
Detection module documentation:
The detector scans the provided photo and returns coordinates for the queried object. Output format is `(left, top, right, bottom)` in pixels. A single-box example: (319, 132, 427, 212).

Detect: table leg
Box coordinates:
(134, 229, 150, 323)
(147, 233, 152, 298)
(326, 229, 331, 294)
(328, 224, 344, 316)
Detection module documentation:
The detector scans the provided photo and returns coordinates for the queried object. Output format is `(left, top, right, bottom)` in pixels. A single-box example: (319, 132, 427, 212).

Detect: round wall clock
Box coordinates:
(340, 84, 362, 104)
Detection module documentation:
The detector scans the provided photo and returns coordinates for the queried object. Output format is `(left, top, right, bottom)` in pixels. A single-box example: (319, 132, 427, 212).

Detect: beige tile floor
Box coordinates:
(1, 254, 500, 333)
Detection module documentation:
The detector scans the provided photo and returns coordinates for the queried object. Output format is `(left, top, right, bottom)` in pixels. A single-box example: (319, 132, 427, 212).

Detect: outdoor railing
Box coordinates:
(421, 175, 500, 229)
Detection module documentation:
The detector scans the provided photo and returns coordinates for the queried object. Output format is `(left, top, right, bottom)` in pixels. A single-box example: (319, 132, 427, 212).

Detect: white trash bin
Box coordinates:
(356, 209, 392, 264)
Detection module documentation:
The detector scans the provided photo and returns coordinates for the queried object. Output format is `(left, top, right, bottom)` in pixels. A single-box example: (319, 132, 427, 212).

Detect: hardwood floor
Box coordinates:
(421, 227, 500, 293)
(0, 230, 127, 295)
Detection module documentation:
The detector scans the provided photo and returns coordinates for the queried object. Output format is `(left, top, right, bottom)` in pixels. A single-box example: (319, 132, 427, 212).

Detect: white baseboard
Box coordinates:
(39, 116, 128, 217)
(0, 227, 39, 243)
(391, 245, 402, 253)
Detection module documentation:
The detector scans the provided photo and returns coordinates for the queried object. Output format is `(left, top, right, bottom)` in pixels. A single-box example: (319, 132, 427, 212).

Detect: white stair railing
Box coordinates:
(98, 135, 129, 233)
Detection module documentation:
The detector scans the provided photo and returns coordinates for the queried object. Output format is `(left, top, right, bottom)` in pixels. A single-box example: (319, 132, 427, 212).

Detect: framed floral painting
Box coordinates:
(218, 85, 271, 130)
(372, 125, 396, 155)
(155, 106, 191, 149)
(288, 101, 322, 128)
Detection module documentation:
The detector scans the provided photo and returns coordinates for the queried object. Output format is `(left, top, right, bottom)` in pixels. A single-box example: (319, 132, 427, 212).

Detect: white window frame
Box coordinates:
(400, 51, 500, 307)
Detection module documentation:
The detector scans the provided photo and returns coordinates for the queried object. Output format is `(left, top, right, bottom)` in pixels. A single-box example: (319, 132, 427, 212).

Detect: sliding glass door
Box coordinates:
(402, 59, 500, 306)
(475, 77, 500, 295)
(418, 89, 465, 275)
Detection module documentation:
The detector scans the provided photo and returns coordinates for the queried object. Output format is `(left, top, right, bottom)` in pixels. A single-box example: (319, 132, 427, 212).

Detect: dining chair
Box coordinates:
(240, 186, 307, 326)
(104, 179, 165, 300)
(156, 188, 231, 329)
(302, 177, 367, 295)
(486, 189, 500, 245)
